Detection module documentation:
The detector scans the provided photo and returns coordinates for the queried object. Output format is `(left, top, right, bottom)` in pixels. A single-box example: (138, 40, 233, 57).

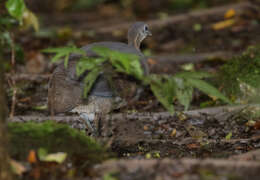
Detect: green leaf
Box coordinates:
(64, 54, 69, 68)
(37, 148, 48, 161)
(51, 53, 65, 63)
(149, 75, 175, 114)
(76, 57, 105, 76)
(175, 71, 213, 79)
(173, 77, 193, 110)
(186, 78, 231, 104)
(92, 46, 144, 80)
(0, 17, 17, 27)
(0, 31, 13, 46)
(6, 0, 26, 21)
(22, 9, 39, 31)
(83, 68, 101, 97)
(225, 132, 232, 140)
(42, 46, 85, 64)
(42, 46, 85, 54)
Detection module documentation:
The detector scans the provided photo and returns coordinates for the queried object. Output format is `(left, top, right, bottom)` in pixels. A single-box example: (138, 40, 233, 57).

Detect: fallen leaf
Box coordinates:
(246, 120, 256, 127)
(254, 121, 260, 130)
(225, 132, 232, 140)
(145, 153, 151, 159)
(212, 19, 236, 30)
(193, 23, 202, 32)
(170, 128, 177, 137)
(32, 105, 47, 110)
(225, 9, 236, 19)
(147, 58, 157, 65)
(27, 150, 37, 164)
(143, 125, 149, 131)
(187, 143, 200, 149)
(38, 148, 67, 164)
(43, 152, 67, 164)
(10, 159, 26, 176)
(181, 63, 194, 71)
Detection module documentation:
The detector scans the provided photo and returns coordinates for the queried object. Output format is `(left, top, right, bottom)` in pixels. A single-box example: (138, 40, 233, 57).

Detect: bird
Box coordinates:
(48, 22, 152, 135)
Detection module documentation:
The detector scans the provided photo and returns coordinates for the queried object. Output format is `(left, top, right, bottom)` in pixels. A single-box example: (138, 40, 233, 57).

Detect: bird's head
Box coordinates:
(128, 22, 152, 50)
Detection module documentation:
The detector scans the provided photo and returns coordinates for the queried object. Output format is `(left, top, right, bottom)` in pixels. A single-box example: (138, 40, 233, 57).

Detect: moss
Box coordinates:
(8, 121, 109, 165)
(218, 46, 260, 102)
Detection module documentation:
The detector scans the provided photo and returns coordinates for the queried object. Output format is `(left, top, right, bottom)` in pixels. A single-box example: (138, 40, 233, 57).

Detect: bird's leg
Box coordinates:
(95, 112, 103, 137)
(79, 113, 98, 136)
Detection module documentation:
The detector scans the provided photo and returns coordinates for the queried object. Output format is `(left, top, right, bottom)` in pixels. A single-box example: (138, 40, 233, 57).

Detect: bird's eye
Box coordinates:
(144, 25, 148, 31)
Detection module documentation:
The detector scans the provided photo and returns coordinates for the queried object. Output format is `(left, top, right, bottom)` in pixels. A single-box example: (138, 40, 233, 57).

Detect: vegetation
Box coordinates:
(44, 46, 231, 114)
(219, 46, 260, 103)
(8, 121, 108, 164)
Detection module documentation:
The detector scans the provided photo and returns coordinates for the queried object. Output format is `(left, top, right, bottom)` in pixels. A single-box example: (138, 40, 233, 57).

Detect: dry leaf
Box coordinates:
(43, 152, 67, 163)
(27, 150, 37, 164)
(225, 9, 236, 19)
(10, 159, 26, 176)
(187, 143, 200, 149)
(254, 121, 260, 130)
(147, 58, 157, 65)
(212, 19, 236, 30)
(143, 125, 149, 131)
(170, 128, 177, 137)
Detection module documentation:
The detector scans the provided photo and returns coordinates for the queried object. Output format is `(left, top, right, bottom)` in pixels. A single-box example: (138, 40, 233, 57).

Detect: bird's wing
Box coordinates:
(48, 63, 82, 114)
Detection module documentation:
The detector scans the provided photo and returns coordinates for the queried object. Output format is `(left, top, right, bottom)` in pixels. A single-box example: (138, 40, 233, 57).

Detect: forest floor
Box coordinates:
(5, 1, 260, 179)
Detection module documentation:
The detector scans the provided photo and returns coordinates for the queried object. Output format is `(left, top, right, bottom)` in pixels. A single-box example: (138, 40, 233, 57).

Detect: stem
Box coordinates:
(9, 34, 17, 118)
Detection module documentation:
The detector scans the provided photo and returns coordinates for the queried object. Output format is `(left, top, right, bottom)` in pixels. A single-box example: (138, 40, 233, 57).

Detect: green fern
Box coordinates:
(44, 45, 231, 114)
(42, 45, 85, 68)
(92, 46, 144, 80)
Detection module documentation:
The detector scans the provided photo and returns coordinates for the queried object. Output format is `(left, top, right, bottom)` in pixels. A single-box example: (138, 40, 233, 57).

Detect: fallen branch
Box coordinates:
(8, 104, 260, 123)
(229, 149, 260, 161)
(8, 104, 260, 149)
(5, 73, 50, 82)
(41, 2, 254, 33)
(150, 51, 234, 73)
(96, 2, 254, 33)
(151, 51, 233, 64)
(93, 158, 260, 179)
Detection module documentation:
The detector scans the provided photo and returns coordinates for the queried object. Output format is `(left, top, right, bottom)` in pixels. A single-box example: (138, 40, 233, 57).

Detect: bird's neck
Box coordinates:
(128, 35, 141, 51)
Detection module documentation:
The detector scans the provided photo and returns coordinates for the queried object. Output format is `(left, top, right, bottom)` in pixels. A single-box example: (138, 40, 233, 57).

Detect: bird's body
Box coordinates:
(48, 22, 151, 133)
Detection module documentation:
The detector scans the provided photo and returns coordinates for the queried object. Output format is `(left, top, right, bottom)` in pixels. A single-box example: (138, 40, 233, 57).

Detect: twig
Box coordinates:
(9, 34, 17, 118)
(151, 51, 233, 64)
(96, 2, 255, 33)
(5, 73, 50, 82)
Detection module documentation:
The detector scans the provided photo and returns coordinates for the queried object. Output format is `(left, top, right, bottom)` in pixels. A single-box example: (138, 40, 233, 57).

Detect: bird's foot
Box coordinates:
(79, 113, 97, 136)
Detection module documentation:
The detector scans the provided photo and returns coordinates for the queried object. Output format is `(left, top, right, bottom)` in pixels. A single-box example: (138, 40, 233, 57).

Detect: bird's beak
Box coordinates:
(147, 30, 152, 36)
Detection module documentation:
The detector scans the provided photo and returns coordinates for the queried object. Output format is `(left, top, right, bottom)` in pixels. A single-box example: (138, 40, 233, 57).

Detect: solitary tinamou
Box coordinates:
(48, 22, 152, 134)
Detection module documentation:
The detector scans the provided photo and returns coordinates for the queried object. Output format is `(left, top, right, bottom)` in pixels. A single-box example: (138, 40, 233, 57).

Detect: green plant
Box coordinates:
(1, 0, 39, 64)
(219, 46, 260, 103)
(44, 46, 231, 114)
